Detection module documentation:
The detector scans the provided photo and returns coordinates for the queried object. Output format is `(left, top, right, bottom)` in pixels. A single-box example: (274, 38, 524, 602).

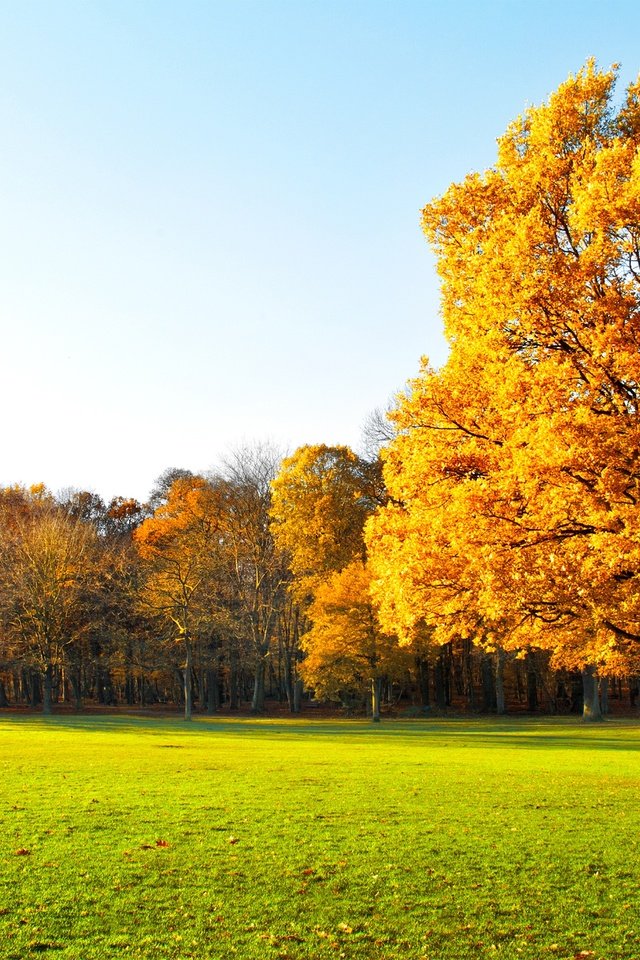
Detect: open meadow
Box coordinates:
(1, 716, 639, 960)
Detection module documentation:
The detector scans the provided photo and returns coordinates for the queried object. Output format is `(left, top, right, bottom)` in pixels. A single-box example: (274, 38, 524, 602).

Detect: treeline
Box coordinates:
(3, 62, 640, 721)
(0, 441, 637, 721)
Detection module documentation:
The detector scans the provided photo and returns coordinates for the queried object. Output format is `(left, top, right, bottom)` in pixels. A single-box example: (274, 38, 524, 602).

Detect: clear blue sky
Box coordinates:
(0, 0, 637, 502)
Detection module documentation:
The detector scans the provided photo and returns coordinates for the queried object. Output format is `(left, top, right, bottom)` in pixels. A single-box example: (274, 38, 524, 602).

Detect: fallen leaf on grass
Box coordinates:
(302, 868, 315, 876)
(337, 923, 353, 934)
(228, 836, 239, 845)
(13, 848, 30, 856)
(574, 953, 596, 959)
(155, 839, 170, 847)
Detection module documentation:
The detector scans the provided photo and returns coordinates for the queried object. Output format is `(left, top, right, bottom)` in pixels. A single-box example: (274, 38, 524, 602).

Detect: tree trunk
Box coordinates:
(251, 655, 266, 713)
(371, 676, 382, 722)
(183, 639, 193, 721)
(0, 678, 8, 707)
(42, 664, 53, 716)
(26, 668, 41, 707)
(463, 640, 476, 710)
(495, 648, 506, 715)
(435, 650, 447, 710)
(416, 656, 430, 708)
(600, 676, 609, 715)
(481, 653, 496, 712)
(293, 678, 303, 714)
(283, 655, 294, 712)
(227, 645, 239, 710)
(582, 664, 602, 721)
(526, 653, 538, 712)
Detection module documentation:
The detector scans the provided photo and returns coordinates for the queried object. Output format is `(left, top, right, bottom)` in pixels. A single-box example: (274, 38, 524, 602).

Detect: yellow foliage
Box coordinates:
(367, 62, 640, 672)
(270, 445, 377, 602)
(300, 561, 414, 700)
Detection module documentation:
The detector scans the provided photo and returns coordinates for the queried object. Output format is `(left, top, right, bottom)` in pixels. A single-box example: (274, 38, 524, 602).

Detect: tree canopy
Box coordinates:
(367, 62, 640, 679)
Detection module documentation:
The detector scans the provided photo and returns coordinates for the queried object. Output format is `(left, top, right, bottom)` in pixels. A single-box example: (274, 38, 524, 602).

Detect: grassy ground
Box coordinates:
(0, 715, 639, 960)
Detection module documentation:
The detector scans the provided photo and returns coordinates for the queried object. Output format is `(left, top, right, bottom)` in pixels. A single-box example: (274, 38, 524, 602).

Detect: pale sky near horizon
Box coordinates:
(1, 0, 638, 503)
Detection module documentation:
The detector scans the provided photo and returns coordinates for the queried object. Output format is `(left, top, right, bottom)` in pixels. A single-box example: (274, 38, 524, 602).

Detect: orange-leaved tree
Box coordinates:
(134, 475, 221, 720)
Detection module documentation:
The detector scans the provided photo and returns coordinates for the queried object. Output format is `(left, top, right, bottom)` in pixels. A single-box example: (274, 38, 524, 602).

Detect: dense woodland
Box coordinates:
(2, 63, 640, 722)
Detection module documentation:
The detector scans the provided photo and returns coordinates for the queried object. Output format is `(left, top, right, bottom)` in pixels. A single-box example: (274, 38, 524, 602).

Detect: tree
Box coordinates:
(367, 62, 640, 718)
(147, 467, 195, 514)
(300, 561, 414, 720)
(134, 476, 220, 720)
(0, 495, 102, 714)
(271, 444, 400, 717)
(213, 444, 288, 713)
(270, 444, 382, 602)
(360, 402, 398, 462)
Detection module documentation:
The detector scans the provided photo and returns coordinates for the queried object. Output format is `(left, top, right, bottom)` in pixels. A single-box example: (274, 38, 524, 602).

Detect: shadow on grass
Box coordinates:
(1, 711, 639, 751)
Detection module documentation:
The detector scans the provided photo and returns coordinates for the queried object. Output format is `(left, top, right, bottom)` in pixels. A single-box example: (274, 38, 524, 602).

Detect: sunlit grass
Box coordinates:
(1, 715, 639, 959)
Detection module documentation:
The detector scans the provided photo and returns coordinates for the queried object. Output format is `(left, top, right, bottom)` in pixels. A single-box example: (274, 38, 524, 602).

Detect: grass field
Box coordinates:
(1, 715, 639, 960)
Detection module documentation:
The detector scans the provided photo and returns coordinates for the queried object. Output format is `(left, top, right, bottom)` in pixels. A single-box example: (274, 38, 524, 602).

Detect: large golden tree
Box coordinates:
(367, 62, 640, 710)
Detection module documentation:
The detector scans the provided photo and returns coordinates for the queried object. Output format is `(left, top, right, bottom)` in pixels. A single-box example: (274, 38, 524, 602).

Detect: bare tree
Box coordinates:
(212, 443, 289, 713)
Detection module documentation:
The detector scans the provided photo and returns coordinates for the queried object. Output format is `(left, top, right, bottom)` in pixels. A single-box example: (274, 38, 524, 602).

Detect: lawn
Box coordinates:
(0, 715, 639, 960)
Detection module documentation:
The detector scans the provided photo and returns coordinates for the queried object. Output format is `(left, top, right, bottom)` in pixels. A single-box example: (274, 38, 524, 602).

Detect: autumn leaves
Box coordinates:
(3, 62, 638, 714)
(367, 62, 640, 681)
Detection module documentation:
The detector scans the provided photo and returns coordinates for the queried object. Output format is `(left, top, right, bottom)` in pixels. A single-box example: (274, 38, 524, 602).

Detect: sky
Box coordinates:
(0, 0, 638, 503)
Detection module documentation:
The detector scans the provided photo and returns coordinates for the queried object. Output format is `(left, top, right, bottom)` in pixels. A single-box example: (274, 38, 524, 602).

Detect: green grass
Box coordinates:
(1, 716, 639, 960)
